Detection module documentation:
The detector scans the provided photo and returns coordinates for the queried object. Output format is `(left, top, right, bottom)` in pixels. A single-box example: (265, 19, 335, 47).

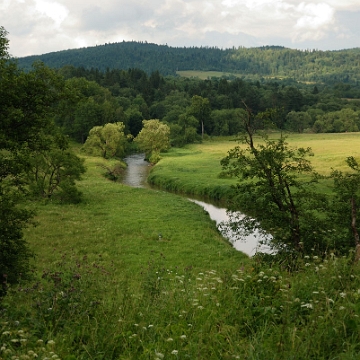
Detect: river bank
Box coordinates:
(123, 153, 271, 256)
(2, 148, 358, 360)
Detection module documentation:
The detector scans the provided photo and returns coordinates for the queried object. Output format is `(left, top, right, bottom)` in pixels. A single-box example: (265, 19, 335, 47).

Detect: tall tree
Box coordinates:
(221, 105, 323, 254)
(82, 122, 127, 158)
(134, 119, 170, 163)
(0, 28, 86, 294)
(188, 95, 211, 139)
(330, 157, 360, 261)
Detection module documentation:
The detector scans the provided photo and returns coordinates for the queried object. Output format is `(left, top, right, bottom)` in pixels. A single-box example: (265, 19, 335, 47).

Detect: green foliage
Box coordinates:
(0, 28, 86, 294)
(134, 119, 170, 162)
(221, 131, 323, 254)
(23, 136, 86, 203)
(82, 122, 127, 158)
(330, 157, 360, 259)
(16, 41, 360, 86)
(0, 184, 33, 296)
(188, 95, 212, 138)
(170, 113, 199, 146)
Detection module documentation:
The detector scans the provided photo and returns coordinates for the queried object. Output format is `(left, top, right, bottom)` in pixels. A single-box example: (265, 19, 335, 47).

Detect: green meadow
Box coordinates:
(1, 134, 360, 359)
(148, 132, 360, 200)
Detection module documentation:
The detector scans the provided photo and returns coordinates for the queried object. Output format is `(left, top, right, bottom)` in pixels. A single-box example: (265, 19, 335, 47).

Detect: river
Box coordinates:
(122, 153, 271, 256)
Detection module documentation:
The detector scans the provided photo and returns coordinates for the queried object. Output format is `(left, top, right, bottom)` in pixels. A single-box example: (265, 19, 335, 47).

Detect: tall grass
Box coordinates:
(1, 137, 360, 359)
(1, 250, 359, 359)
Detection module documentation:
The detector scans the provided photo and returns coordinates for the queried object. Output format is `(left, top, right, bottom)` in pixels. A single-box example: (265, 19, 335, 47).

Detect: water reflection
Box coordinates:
(189, 199, 271, 256)
(123, 154, 271, 256)
(122, 153, 151, 188)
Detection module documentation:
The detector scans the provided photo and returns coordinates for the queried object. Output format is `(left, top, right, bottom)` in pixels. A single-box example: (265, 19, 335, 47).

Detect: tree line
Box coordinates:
(51, 65, 360, 148)
(16, 41, 360, 85)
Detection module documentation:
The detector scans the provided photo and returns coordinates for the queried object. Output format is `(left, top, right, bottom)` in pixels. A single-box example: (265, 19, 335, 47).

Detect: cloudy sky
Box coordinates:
(1, 0, 360, 57)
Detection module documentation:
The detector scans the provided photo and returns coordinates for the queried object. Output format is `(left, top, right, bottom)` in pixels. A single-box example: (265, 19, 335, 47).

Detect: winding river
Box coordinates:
(122, 153, 271, 256)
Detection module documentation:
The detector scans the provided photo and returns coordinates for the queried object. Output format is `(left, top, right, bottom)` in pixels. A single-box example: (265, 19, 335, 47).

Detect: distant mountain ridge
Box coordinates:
(15, 41, 360, 85)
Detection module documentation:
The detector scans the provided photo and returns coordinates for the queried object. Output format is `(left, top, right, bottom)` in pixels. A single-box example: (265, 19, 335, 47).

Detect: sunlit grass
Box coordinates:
(149, 133, 360, 200)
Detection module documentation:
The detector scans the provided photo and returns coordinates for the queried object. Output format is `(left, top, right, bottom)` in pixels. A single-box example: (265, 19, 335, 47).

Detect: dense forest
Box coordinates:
(44, 64, 360, 148)
(16, 42, 360, 85)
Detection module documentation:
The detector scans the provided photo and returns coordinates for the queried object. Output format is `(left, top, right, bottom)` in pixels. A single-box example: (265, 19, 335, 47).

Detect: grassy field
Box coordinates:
(23, 154, 247, 282)
(148, 132, 360, 200)
(1, 136, 360, 359)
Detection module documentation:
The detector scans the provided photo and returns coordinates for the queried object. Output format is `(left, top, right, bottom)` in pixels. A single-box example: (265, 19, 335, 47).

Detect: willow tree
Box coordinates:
(134, 119, 170, 163)
(82, 122, 127, 158)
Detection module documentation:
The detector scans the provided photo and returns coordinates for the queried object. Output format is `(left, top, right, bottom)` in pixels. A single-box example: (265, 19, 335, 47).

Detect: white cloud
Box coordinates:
(1, 0, 360, 57)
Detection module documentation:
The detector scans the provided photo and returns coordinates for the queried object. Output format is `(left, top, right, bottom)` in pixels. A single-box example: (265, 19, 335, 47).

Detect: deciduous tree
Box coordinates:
(134, 119, 170, 163)
(83, 122, 127, 158)
(221, 105, 324, 254)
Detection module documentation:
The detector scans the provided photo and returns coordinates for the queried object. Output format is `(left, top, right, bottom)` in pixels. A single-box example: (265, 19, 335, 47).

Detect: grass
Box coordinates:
(1, 136, 360, 359)
(23, 154, 247, 283)
(148, 132, 360, 200)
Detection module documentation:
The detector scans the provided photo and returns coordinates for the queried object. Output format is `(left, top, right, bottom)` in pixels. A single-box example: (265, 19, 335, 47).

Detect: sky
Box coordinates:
(1, 0, 360, 58)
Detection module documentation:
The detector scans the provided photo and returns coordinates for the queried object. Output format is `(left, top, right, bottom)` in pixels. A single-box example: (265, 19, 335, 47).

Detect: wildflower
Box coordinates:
(339, 306, 345, 310)
(2, 331, 10, 335)
(180, 335, 186, 339)
(305, 263, 311, 267)
(301, 303, 313, 309)
(155, 351, 164, 359)
(148, 324, 154, 328)
(171, 350, 178, 355)
(166, 338, 174, 342)
(340, 292, 346, 298)
(47, 340, 55, 346)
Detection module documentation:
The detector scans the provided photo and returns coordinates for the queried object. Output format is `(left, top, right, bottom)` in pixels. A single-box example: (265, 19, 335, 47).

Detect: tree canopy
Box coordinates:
(134, 119, 170, 163)
(0, 28, 86, 295)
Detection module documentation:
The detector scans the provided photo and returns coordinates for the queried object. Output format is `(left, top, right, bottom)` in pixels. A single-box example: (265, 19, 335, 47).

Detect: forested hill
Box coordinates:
(16, 41, 360, 85)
